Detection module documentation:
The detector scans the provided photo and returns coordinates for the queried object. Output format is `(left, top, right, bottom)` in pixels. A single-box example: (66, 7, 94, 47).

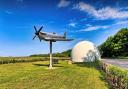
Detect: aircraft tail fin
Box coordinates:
(64, 32, 66, 38)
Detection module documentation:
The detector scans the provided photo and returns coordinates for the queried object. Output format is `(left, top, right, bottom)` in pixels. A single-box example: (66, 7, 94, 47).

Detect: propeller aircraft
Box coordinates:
(33, 26, 73, 69)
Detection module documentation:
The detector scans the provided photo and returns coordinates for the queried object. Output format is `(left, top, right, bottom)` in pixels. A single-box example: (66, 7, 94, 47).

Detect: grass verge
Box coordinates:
(0, 60, 109, 89)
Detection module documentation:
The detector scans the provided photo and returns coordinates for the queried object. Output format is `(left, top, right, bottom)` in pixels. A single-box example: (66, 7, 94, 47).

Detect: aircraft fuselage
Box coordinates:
(39, 32, 65, 39)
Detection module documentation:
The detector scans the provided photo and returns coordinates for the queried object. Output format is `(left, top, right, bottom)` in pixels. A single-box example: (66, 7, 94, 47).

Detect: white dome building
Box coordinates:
(71, 41, 101, 62)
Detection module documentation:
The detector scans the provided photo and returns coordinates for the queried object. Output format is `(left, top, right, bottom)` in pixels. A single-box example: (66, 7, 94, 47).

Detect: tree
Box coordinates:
(98, 28, 128, 57)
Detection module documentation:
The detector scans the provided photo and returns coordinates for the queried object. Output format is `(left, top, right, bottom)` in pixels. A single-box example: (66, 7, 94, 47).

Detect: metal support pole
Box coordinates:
(49, 41, 52, 68)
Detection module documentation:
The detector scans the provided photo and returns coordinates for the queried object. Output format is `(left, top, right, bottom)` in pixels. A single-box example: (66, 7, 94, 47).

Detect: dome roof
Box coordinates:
(71, 41, 101, 62)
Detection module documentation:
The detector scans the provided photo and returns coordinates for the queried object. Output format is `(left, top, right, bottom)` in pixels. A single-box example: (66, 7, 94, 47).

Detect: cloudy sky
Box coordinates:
(0, 0, 128, 56)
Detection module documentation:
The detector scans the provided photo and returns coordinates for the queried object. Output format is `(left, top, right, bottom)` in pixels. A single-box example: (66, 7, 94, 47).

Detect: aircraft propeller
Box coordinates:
(33, 26, 43, 42)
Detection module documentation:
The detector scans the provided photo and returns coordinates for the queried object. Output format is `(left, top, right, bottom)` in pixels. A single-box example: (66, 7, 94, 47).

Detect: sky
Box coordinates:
(0, 0, 128, 56)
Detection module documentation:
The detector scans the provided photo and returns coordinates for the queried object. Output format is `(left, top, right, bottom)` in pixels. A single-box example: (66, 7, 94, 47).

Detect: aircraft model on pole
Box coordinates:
(33, 26, 73, 69)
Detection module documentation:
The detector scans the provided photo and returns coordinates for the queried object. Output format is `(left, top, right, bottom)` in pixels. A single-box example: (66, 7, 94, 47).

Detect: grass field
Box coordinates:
(0, 60, 110, 89)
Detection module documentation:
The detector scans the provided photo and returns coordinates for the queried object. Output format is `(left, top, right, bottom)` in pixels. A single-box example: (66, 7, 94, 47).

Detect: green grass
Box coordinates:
(110, 56, 128, 60)
(0, 60, 109, 89)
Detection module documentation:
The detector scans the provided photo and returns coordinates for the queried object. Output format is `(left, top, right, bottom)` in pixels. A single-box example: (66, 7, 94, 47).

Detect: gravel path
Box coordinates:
(102, 59, 128, 69)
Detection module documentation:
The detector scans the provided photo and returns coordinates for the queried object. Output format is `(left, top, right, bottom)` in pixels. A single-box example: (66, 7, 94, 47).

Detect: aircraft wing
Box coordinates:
(53, 38, 74, 41)
(44, 37, 73, 41)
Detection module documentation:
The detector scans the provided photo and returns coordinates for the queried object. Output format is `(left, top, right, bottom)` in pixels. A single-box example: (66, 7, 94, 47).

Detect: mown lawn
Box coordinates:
(0, 60, 110, 89)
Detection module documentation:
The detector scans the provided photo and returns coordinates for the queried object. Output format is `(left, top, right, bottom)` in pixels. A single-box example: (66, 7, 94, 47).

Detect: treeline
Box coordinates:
(29, 49, 71, 57)
(98, 28, 128, 58)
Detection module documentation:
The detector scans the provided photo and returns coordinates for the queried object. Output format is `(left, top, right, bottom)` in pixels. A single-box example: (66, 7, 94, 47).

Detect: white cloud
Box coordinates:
(79, 25, 108, 32)
(86, 24, 92, 27)
(58, 0, 70, 8)
(114, 20, 128, 25)
(78, 20, 128, 32)
(68, 22, 77, 27)
(74, 2, 128, 20)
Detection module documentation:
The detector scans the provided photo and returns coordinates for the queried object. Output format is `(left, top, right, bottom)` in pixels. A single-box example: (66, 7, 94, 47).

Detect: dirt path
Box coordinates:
(102, 59, 128, 69)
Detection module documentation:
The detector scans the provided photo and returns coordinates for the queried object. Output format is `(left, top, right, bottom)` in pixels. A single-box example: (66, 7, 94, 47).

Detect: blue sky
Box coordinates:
(0, 0, 128, 56)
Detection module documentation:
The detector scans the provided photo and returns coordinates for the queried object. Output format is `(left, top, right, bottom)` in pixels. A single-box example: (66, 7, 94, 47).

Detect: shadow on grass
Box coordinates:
(33, 63, 63, 67)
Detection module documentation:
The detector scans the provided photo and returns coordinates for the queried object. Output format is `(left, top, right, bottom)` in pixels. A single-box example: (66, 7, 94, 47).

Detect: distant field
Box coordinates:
(0, 57, 45, 64)
(0, 60, 109, 89)
(0, 57, 70, 64)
